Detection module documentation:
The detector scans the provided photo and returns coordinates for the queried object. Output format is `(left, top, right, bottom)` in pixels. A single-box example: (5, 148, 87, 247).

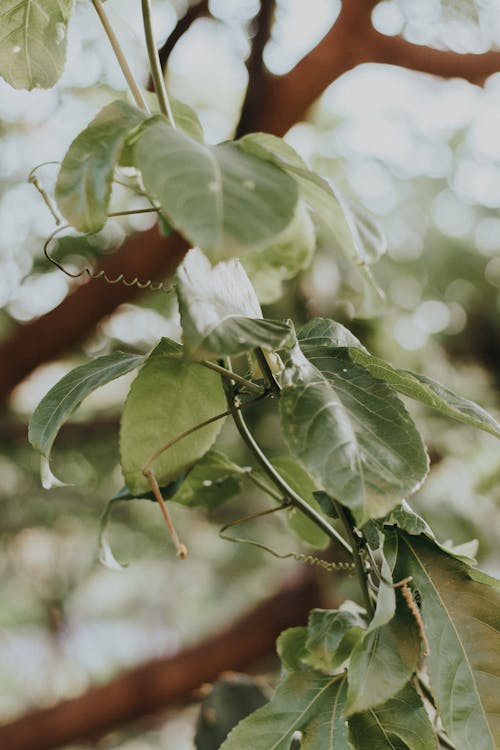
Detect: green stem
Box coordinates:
(222, 362, 353, 558)
(334, 501, 374, 617)
(91, 0, 149, 113)
(254, 347, 281, 395)
(141, 0, 176, 126)
(200, 360, 264, 395)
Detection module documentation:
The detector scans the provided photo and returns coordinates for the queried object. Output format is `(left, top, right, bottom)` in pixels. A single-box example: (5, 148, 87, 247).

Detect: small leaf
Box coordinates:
(276, 627, 309, 673)
(303, 607, 366, 672)
(134, 118, 298, 257)
(119, 339, 226, 495)
(29, 351, 145, 485)
(389, 530, 500, 750)
(173, 450, 250, 510)
(348, 683, 438, 750)
(0, 0, 75, 90)
(280, 344, 428, 523)
(176, 247, 292, 359)
(241, 201, 316, 304)
(195, 675, 269, 750)
(219, 670, 348, 750)
(55, 100, 147, 233)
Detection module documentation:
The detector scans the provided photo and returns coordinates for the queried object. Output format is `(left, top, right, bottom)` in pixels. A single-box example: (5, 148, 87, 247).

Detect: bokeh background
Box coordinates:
(1, 1, 500, 748)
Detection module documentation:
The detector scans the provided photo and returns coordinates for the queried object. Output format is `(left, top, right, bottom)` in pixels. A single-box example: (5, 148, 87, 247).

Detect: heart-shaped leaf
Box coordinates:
(0, 0, 75, 90)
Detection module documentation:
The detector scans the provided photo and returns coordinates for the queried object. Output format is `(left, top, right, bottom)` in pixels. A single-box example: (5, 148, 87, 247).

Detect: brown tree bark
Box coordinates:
(0, 571, 324, 750)
(1, 0, 500, 404)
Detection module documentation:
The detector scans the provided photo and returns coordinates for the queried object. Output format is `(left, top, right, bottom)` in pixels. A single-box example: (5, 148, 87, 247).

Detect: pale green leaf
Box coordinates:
(348, 349, 500, 439)
(55, 100, 147, 233)
(29, 351, 145, 487)
(172, 450, 250, 510)
(280, 344, 428, 523)
(303, 607, 366, 672)
(390, 531, 500, 750)
(241, 201, 316, 304)
(0, 0, 74, 90)
(348, 683, 438, 750)
(119, 339, 226, 494)
(220, 671, 347, 750)
(176, 247, 292, 359)
(134, 119, 298, 257)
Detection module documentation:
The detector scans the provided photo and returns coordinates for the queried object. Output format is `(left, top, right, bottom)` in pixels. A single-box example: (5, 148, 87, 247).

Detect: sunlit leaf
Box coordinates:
(280, 344, 428, 523)
(176, 247, 292, 359)
(134, 118, 298, 257)
(0, 0, 75, 90)
(120, 339, 226, 495)
(195, 674, 269, 750)
(219, 670, 348, 750)
(388, 530, 500, 750)
(348, 683, 438, 750)
(29, 351, 145, 486)
(55, 100, 147, 232)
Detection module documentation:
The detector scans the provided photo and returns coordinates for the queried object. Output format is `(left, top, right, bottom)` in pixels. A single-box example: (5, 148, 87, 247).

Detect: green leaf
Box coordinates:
(172, 450, 249, 510)
(29, 351, 145, 488)
(55, 100, 147, 233)
(134, 118, 298, 257)
(389, 531, 500, 750)
(176, 247, 292, 359)
(348, 349, 500, 439)
(219, 671, 349, 750)
(348, 683, 438, 750)
(271, 457, 330, 549)
(280, 344, 428, 523)
(241, 201, 316, 304)
(119, 339, 226, 495)
(276, 627, 309, 673)
(0, 0, 75, 90)
(345, 588, 421, 716)
(303, 607, 365, 672)
(195, 675, 269, 750)
(298, 318, 366, 351)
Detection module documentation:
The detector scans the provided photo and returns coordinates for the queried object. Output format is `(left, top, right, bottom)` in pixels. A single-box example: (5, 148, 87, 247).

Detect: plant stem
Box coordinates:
(221, 363, 353, 557)
(91, 0, 149, 113)
(141, 0, 176, 126)
(200, 360, 264, 394)
(144, 468, 188, 558)
(254, 347, 281, 395)
(333, 501, 374, 617)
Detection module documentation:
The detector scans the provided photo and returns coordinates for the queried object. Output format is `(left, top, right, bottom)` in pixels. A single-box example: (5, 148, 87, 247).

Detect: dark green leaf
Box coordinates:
(313, 491, 338, 518)
(29, 351, 145, 488)
(134, 119, 298, 258)
(280, 344, 428, 523)
(348, 683, 438, 750)
(303, 607, 365, 672)
(176, 248, 293, 359)
(0, 0, 75, 90)
(55, 100, 147, 232)
(120, 339, 226, 494)
(219, 670, 348, 750)
(298, 318, 366, 351)
(276, 627, 309, 673)
(389, 531, 500, 750)
(195, 674, 269, 750)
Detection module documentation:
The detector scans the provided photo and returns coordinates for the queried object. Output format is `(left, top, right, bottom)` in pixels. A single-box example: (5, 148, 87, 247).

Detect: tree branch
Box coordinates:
(0, 571, 325, 750)
(158, 0, 209, 72)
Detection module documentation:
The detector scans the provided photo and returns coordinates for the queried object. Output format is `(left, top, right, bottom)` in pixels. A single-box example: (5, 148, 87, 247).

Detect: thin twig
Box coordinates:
(141, 0, 176, 125)
(144, 468, 188, 558)
(91, 0, 149, 112)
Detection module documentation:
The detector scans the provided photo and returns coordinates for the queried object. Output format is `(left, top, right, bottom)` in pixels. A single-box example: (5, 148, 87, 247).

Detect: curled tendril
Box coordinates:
(219, 505, 355, 573)
(43, 223, 173, 293)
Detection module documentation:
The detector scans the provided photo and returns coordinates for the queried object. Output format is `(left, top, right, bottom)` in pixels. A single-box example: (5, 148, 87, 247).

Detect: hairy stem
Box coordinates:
(91, 0, 149, 112)
(334, 501, 374, 617)
(222, 361, 353, 557)
(141, 0, 177, 125)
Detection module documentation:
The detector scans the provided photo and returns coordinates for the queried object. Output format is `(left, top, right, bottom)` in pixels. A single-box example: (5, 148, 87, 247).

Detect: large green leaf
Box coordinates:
(134, 119, 298, 257)
(241, 201, 316, 304)
(55, 100, 147, 233)
(0, 0, 75, 90)
(348, 683, 438, 750)
(389, 531, 500, 750)
(29, 351, 145, 488)
(176, 248, 292, 359)
(280, 345, 428, 523)
(219, 671, 349, 750)
(120, 339, 226, 494)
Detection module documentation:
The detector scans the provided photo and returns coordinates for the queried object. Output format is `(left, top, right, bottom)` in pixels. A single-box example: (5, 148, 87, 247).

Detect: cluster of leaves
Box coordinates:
(4, 3, 500, 749)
